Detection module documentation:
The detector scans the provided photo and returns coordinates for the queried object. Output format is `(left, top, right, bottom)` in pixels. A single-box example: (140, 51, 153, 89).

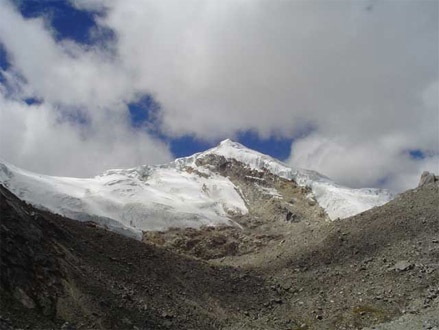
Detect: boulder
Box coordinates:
(418, 171, 438, 187)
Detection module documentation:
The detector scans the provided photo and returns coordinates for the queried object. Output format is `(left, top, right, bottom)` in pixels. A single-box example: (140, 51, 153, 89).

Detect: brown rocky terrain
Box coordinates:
(1, 170, 438, 329)
(143, 155, 327, 260)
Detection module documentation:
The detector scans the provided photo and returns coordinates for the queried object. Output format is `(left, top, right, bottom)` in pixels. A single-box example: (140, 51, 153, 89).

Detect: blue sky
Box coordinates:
(0, 0, 437, 191)
(15, 0, 96, 42)
(2, 0, 295, 161)
(127, 92, 296, 159)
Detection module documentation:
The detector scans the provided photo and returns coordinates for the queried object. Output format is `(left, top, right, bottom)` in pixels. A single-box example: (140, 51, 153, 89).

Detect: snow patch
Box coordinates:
(255, 183, 283, 199)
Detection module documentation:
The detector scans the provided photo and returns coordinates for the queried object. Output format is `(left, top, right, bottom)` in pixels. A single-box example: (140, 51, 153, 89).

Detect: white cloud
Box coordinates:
(80, 0, 437, 141)
(89, 0, 439, 190)
(288, 133, 439, 192)
(0, 91, 172, 177)
(0, 1, 172, 176)
(0, 1, 134, 108)
(0, 0, 437, 191)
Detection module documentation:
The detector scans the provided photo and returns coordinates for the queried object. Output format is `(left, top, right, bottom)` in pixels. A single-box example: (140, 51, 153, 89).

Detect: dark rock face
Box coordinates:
(0, 186, 64, 326)
(418, 171, 439, 187)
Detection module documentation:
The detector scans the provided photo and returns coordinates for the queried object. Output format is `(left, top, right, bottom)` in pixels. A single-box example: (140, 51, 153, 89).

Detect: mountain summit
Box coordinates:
(0, 140, 392, 239)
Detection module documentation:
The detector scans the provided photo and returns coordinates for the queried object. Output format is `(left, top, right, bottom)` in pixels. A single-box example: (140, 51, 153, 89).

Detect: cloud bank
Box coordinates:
(0, 1, 171, 176)
(0, 0, 437, 190)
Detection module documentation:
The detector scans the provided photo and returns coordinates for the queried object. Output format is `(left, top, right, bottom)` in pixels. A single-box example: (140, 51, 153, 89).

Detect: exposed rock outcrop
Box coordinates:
(418, 171, 439, 187)
(143, 154, 328, 259)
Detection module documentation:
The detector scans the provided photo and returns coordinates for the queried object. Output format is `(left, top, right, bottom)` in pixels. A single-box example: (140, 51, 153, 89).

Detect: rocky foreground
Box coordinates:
(0, 174, 438, 329)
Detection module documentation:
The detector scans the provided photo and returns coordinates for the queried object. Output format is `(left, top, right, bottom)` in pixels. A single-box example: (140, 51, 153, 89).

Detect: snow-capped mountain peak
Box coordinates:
(195, 139, 393, 220)
(0, 140, 393, 240)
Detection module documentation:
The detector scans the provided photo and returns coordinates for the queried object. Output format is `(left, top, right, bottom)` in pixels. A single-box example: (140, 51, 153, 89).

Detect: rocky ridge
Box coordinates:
(419, 171, 439, 187)
(143, 154, 328, 259)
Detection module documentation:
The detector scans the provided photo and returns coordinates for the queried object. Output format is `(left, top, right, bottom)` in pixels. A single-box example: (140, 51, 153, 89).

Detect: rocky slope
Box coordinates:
(1, 173, 438, 329)
(142, 154, 328, 259)
(0, 184, 276, 330)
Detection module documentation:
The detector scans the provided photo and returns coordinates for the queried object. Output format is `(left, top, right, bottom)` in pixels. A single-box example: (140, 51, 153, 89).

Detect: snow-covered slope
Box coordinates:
(0, 161, 247, 239)
(0, 139, 393, 239)
(195, 139, 393, 220)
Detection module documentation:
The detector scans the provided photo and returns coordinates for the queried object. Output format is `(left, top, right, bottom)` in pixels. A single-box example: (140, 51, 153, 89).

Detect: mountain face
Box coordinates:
(0, 139, 392, 239)
(1, 166, 438, 330)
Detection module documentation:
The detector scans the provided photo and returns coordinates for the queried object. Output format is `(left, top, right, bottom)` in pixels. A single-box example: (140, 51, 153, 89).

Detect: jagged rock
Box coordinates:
(393, 260, 414, 272)
(61, 322, 77, 330)
(418, 171, 438, 187)
(13, 288, 35, 309)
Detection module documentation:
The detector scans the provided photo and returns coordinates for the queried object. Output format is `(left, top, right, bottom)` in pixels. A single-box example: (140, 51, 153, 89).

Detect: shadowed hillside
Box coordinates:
(1, 177, 438, 329)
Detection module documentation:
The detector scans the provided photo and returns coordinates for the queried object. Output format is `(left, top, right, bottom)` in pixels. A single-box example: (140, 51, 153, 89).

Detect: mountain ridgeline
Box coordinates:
(0, 139, 392, 240)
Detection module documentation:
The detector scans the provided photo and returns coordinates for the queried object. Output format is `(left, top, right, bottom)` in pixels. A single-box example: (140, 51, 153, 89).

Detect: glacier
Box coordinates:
(0, 139, 393, 239)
